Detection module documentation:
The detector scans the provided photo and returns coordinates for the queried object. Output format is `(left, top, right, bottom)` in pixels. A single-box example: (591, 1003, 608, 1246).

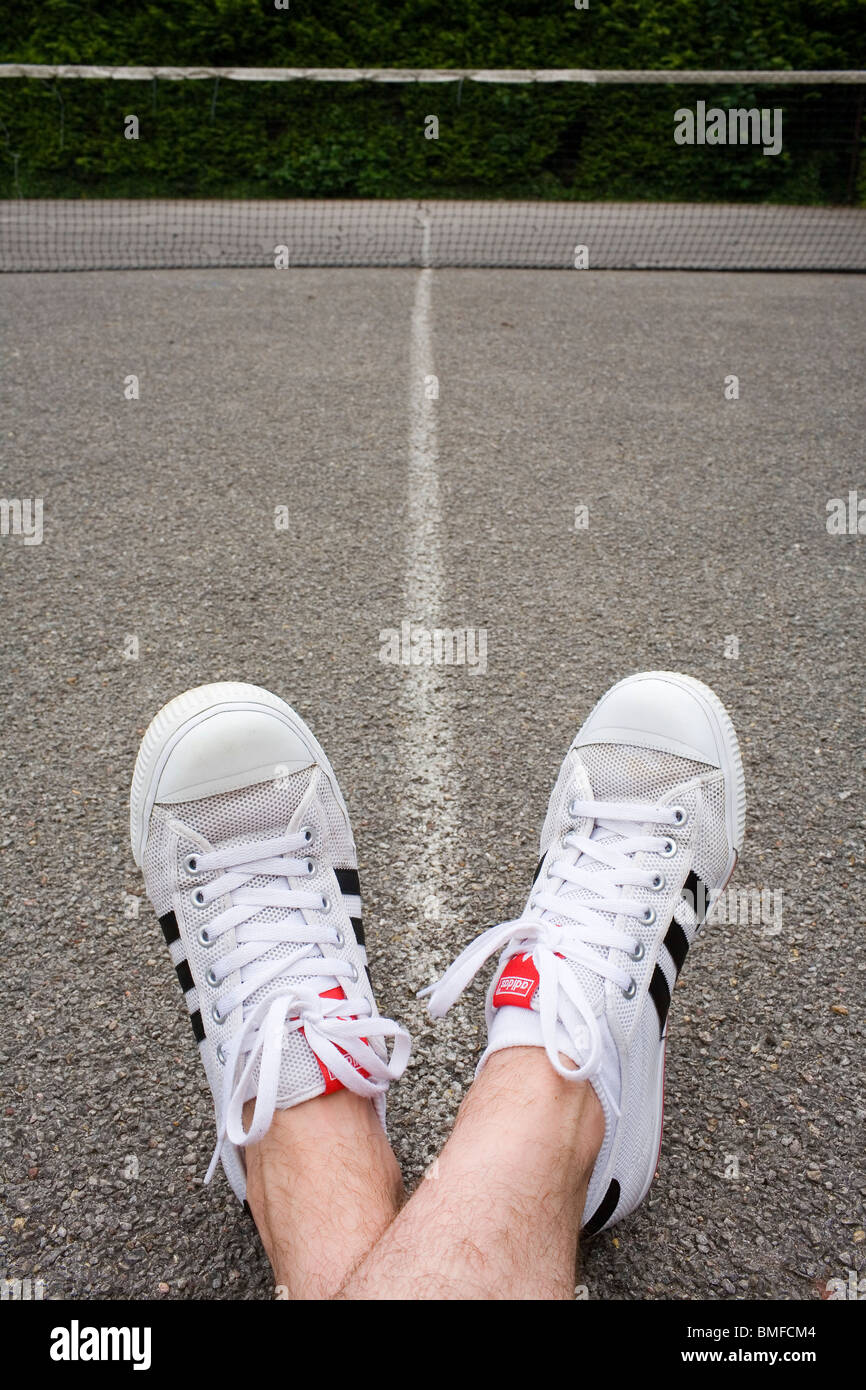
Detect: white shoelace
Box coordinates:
(191, 830, 410, 1182)
(421, 798, 683, 1086)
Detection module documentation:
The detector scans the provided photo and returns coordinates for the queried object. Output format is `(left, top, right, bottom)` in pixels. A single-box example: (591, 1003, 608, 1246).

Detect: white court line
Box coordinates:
(399, 255, 460, 948)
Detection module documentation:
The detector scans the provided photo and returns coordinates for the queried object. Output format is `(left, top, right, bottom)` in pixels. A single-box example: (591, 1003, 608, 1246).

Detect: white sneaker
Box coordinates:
(423, 672, 745, 1232)
(130, 681, 410, 1203)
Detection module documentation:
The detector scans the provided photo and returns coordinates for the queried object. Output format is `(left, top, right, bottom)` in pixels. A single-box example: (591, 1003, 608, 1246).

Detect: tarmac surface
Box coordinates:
(0, 264, 864, 1300)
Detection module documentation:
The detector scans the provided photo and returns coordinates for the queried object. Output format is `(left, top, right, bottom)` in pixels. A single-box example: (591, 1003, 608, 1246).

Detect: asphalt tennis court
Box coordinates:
(1, 257, 864, 1300)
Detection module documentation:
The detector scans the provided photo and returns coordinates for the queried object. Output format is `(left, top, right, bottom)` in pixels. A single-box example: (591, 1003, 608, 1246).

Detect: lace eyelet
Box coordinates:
(300, 826, 315, 845)
(671, 806, 687, 826)
(333, 927, 345, 948)
(347, 964, 358, 983)
(622, 978, 637, 1000)
(568, 798, 581, 819)
(183, 854, 199, 876)
(320, 895, 331, 913)
(629, 941, 646, 962)
(211, 1004, 224, 1025)
(661, 838, 677, 858)
(305, 859, 315, 876)
(641, 906, 656, 926)
(216, 1043, 227, 1065)
(197, 926, 213, 947)
(650, 873, 665, 892)
(205, 967, 219, 987)
(191, 888, 207, 908)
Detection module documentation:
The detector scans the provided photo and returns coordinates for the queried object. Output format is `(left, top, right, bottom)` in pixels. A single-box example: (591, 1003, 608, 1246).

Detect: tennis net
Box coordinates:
(1, 66, 864, 272)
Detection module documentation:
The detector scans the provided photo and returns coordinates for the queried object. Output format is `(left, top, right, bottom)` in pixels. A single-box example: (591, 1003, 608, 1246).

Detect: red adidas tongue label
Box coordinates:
(493, 953, 540, 1009)
(309, 985, 370, 1095)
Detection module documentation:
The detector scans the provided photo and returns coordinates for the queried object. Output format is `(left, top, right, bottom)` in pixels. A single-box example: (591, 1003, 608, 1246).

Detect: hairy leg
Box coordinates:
(335, 1047, 604, 1301)
(244, 1090, 404, 1300)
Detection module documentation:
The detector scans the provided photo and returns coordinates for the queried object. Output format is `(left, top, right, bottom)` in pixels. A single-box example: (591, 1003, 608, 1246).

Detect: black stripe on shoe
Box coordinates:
(531, 857, 544, 885)
(158, 910, 180, 946)
(583, 1179, 621, 1235)
(175, 958, 195, 995)
(682, 869, 711, 926)
(350, 916, 365, 946)
(648, 965, 671, 1036)
(663, 919, 689, 976)
(335, 867, 361, 898)
(189, 1009, 206, 1045)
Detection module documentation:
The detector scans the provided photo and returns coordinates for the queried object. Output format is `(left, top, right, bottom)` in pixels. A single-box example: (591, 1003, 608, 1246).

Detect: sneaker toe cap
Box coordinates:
(155, 709, 316, 803)
(576, 672, 722, 767)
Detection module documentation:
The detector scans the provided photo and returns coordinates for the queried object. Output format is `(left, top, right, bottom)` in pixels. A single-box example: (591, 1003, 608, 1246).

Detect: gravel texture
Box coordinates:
(0, 266, 863, 1300)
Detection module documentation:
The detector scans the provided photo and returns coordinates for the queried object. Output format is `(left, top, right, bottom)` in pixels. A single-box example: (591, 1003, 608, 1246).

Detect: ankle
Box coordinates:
(243, 1091, 404, 1298)
(458, 1046, 605, 1180)
(244, 1090, 401, 1199)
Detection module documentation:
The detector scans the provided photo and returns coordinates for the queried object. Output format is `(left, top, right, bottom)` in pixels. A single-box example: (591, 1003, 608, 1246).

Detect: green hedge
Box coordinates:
(1, 3, 863, 203)
(4, 0, 865, 71)
(0, 78, 861, 203)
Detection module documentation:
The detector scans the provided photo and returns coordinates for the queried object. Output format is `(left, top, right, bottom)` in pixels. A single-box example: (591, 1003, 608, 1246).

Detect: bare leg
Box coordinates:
(244, 1090, 404, 1300)
(335, 1047, 605, 1301)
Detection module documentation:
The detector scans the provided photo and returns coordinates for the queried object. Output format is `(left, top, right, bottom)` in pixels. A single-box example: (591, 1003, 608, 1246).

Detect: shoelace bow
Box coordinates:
(420, 798, 685, 1088)
(189, 829, 410, 1183)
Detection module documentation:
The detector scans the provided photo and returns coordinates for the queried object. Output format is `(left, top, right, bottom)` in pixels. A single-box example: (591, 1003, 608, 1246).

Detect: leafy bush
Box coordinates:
(0, 4, 862, 203)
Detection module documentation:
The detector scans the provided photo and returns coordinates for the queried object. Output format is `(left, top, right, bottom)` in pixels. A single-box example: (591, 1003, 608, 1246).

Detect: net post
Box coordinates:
(845, 86, 864, 205)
